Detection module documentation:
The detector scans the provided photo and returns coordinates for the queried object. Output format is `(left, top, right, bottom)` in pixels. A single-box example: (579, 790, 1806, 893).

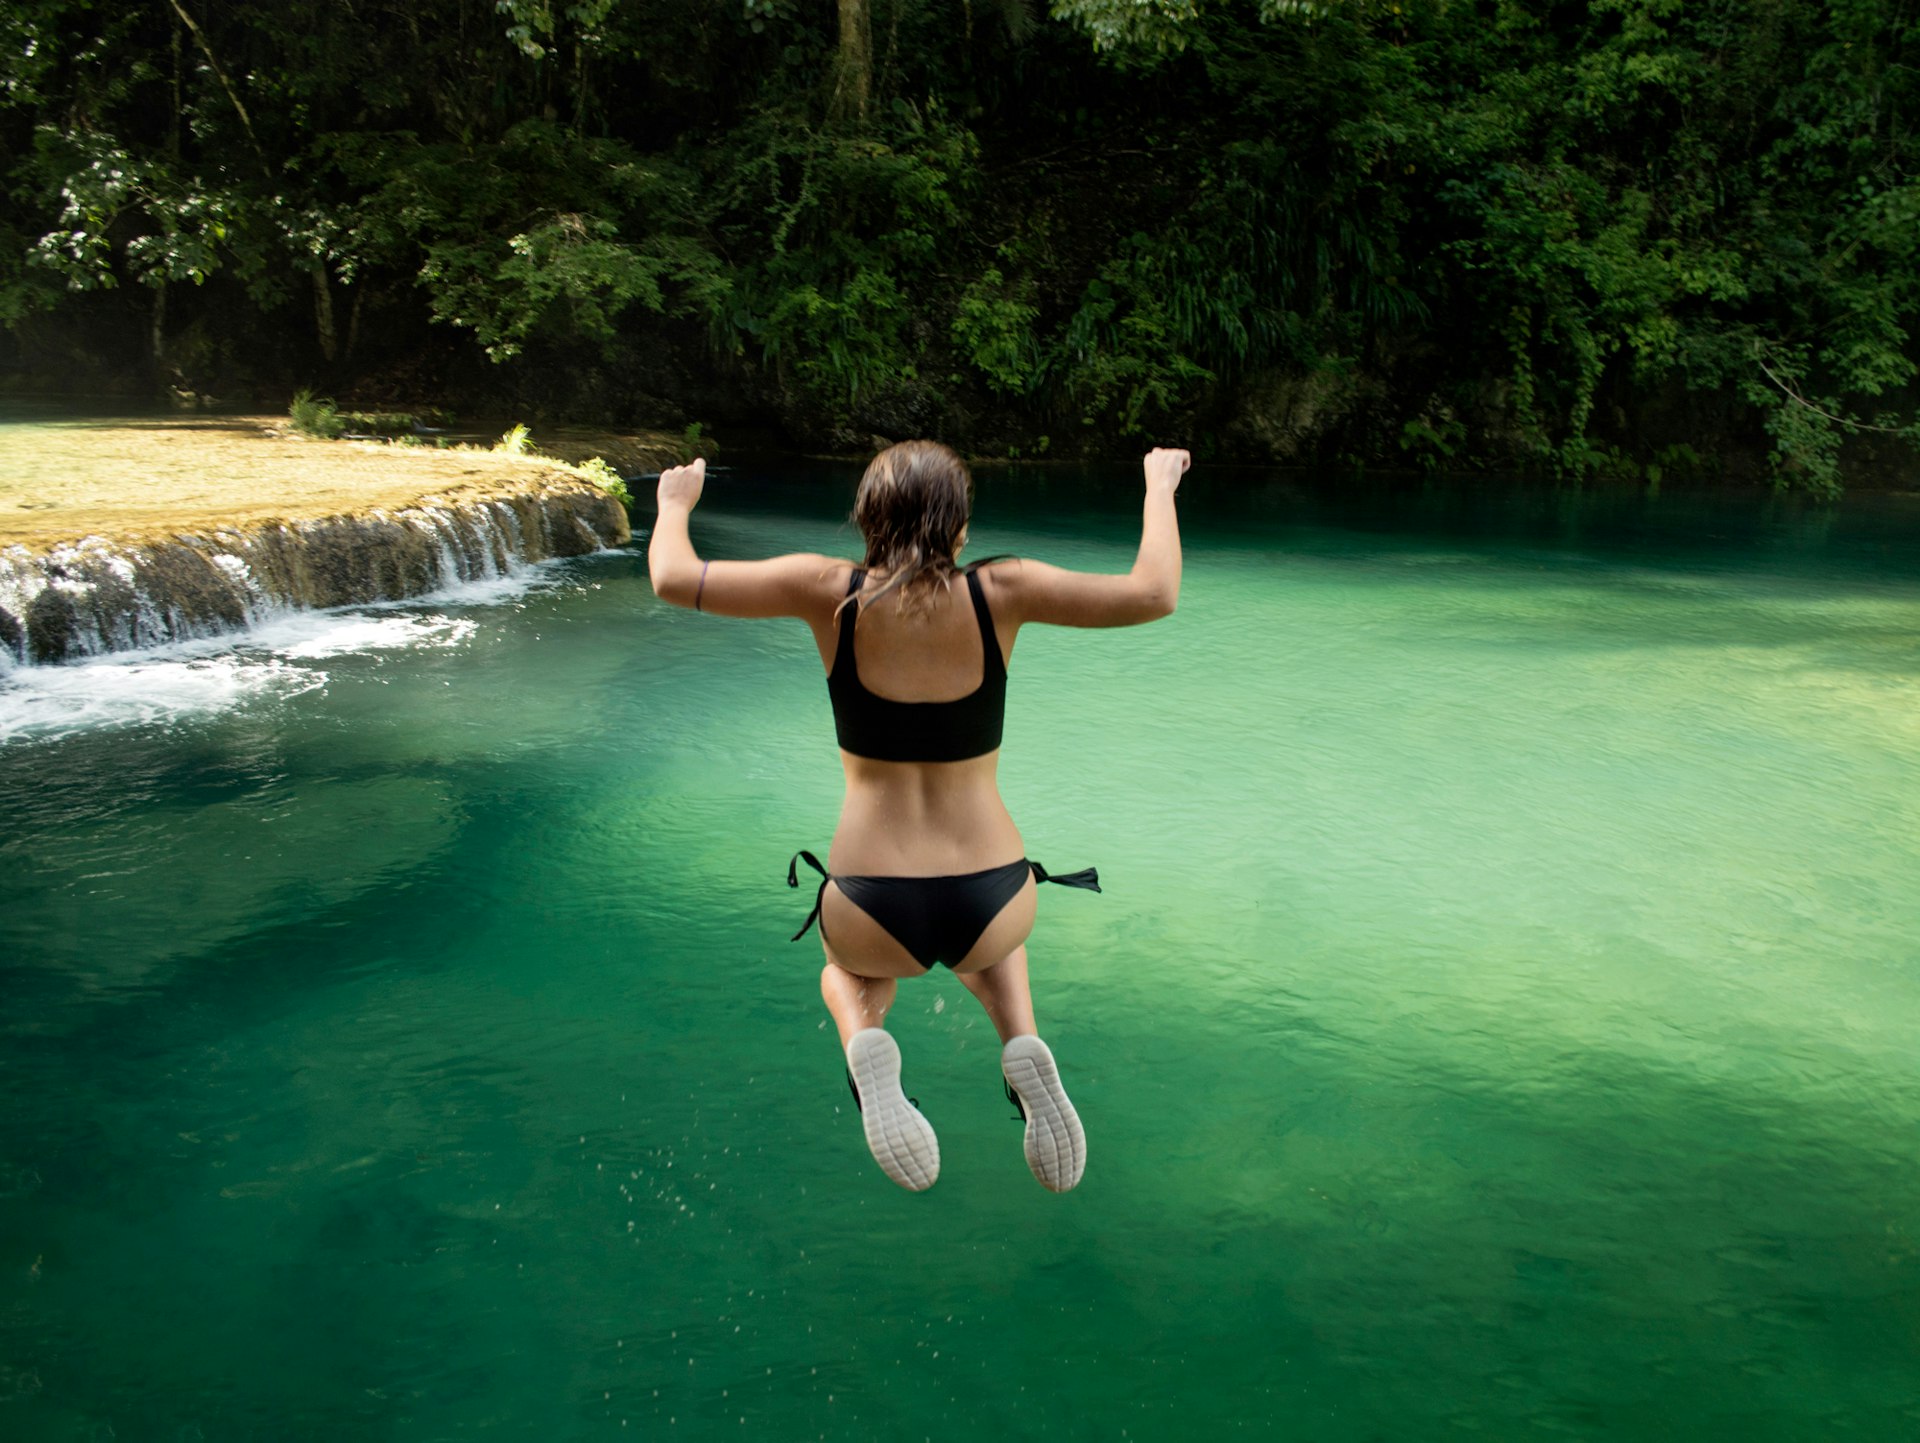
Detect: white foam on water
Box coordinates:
(250, 611, 478, 660)
(0, 651, 326, 744)
(412, 565, 556, 610)
(0, 558, 574, 744)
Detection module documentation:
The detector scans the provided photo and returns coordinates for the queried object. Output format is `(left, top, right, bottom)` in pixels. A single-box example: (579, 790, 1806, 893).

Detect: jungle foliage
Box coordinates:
(3, 0, 1918, 490)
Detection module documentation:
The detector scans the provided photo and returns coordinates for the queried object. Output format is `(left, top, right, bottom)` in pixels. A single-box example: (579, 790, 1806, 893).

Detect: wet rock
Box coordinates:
(1226, 366, 1382, 463)
(0, 479, 630, 666)
(25, 583, 81, 664)
(0, 599, 22, 664)
(143, 543, 251, 632)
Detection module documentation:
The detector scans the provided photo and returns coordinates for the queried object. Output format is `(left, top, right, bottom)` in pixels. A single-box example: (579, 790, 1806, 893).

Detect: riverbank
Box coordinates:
(0, 415, 647, 665)
(0, 414, 674, 554)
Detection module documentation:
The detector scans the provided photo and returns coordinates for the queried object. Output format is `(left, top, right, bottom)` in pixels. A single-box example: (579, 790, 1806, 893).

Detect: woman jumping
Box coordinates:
(647, 441, 1186, 1192)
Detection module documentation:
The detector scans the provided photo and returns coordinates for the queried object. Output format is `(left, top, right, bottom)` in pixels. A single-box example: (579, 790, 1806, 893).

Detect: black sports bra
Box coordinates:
(828, 566, 1006, 762)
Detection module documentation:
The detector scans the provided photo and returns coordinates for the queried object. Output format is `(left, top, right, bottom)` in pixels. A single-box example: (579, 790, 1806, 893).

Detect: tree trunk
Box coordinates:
(312, 268, 338, 363)
(165, 0, 270, 176)
(151, 280, 168, 371)
(169, 21, 183, 160)
(832, 0, 872, 124)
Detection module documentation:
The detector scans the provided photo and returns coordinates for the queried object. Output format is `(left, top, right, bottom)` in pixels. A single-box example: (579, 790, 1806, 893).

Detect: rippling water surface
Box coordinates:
(3, 466, 1919, 1440)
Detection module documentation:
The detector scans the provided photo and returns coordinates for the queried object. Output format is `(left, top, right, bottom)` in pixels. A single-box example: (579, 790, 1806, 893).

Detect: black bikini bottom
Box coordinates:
(787, 851, 1100, 970)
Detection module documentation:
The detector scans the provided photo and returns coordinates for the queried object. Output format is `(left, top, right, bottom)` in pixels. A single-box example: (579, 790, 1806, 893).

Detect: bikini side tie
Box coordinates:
(789, 850, 832, 942)
(1029, 861, 1101, 893)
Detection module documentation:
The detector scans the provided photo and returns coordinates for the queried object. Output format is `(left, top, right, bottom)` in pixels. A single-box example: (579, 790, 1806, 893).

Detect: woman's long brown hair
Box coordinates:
(839, 440, 974, 620)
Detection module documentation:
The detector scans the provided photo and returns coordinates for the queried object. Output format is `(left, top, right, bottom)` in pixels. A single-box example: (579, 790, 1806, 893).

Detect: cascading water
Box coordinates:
(0, 482, 628, 665)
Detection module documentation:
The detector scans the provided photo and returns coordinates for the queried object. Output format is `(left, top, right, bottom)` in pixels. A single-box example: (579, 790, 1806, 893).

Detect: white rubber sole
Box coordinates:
(846, 1029, 939, 1192)
(1002, 1035, 1086, 1192)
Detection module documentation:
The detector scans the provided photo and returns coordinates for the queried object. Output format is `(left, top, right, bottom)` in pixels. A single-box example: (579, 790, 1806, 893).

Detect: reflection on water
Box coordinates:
(2, 469, 1919, 1439)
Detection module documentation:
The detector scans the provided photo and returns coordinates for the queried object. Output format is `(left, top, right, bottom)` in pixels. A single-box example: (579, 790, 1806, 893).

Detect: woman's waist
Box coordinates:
(829, 788, 1022, 875)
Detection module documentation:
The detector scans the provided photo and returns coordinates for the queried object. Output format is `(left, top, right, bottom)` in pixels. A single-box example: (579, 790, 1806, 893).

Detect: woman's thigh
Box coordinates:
(954, 945, 1036, 1040)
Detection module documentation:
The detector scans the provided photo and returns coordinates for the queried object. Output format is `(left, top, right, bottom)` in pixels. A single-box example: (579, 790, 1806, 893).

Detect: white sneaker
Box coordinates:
(845, 1028, 939, 1191)
(1001, 1035, 1086, 1192)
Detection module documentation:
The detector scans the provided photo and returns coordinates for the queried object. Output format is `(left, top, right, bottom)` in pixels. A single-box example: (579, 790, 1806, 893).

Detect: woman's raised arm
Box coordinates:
(991, 447, 1186, 628)
(647, 459, 838, 620)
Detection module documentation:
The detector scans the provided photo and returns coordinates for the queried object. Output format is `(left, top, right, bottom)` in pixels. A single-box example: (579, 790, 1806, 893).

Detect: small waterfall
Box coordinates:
(0, 483, 629, 666)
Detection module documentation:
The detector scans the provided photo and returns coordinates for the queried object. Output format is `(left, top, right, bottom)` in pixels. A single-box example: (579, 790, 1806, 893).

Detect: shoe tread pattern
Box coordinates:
(1001, 1035, 1086, 1192)
(847, 1029, 939, 1191)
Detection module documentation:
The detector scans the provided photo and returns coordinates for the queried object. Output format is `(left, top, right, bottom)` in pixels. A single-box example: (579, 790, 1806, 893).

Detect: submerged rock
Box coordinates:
(0, 479, 629, 665)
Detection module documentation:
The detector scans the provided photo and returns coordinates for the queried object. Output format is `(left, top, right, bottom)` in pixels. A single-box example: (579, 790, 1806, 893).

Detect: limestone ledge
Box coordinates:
(0, 474, 631, 666)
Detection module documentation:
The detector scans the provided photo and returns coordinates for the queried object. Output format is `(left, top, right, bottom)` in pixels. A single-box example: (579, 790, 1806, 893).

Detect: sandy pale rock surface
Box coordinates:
(0, 415, 656, 554)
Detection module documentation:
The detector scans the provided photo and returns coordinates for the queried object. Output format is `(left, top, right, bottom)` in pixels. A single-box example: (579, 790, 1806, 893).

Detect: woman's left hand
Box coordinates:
(658, 458, 706, 511)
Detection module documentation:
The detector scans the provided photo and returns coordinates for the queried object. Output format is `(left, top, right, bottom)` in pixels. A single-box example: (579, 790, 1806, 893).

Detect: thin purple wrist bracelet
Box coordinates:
(694, 560, 711, 612)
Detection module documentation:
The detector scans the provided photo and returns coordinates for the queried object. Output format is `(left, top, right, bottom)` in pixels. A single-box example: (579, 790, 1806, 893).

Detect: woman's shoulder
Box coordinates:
(803, 555, 863, 608)
(778, 554, 860, 587)
(965, 555, 1021, 590)
(809, 555, 859, 580)
(967, 554, 1023, 606)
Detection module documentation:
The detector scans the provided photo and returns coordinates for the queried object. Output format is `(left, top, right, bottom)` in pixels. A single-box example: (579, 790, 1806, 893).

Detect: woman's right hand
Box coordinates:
(657, 457, 706, 511)
(1144, 447, 1190, 495)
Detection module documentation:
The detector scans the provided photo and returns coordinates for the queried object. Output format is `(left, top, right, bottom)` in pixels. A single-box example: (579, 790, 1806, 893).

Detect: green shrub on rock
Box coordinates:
(575, 456, 632, 507)
(289, 390, 347, 440)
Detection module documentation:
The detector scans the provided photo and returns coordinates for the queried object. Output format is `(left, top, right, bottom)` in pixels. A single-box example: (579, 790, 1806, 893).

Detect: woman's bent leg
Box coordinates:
(955, 945, 1037, 1043)
(821, 954, 940, 1191)
(820, 961, 897, 1049)
(958, 946, 1085, 1192)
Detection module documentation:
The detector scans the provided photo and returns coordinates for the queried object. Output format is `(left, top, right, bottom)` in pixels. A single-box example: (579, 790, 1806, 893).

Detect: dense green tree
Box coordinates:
(2, 0, 1915, 491)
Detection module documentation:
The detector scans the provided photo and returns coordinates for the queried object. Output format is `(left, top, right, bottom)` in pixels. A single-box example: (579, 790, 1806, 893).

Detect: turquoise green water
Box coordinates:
(4, 468, 1920, 1439)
